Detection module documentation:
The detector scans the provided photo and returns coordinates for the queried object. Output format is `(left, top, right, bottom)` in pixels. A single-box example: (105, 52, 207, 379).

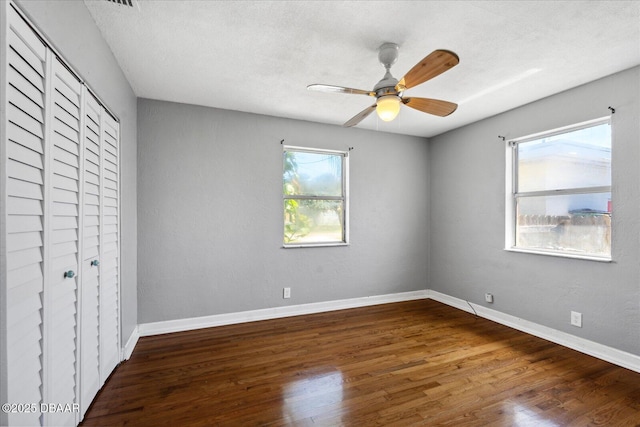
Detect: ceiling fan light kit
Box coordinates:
(376, 95, 401, 122)
(308, 42, 459, 127)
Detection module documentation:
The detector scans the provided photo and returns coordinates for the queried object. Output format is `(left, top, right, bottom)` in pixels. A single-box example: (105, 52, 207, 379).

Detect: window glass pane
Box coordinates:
(283, 151, 343, 197)
(284, 199, 344, 244)
(516, 192, 611, 256)
(517, 123, 611, 193)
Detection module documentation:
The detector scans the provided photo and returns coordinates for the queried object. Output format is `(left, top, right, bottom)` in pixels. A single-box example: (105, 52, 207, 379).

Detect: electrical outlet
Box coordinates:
(283, 287, 291, 299)
(485, 293, 493, 303)
(571, 311, 582, 327)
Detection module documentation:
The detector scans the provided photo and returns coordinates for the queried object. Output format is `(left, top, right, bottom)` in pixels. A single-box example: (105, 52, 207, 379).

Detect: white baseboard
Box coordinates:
(427, 290, 640, 374)
(135, 288, 639, 373)
(122, 325, 139, 361)
(138, 290, 429, 337)
(138, 290, 427, 337)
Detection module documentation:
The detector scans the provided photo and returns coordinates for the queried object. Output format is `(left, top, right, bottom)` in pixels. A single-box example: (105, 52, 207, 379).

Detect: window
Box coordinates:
(506, 118, 612, 260)
(283, 146, 348, 247)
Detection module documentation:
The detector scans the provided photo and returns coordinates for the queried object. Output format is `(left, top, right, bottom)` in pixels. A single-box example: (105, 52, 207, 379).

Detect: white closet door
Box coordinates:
(3, 4, 122, 426)
(80, 92, 102, 416)
(46, 58, 82, 427)
(100, 114, 120, 379)
(5, 6, 47, 426)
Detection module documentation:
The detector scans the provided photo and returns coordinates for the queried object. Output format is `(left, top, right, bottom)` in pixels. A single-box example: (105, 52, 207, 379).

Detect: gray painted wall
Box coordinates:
(14, 0, 139, 345)
(429, 66, 640, 356)
(137, 99, 430, 323)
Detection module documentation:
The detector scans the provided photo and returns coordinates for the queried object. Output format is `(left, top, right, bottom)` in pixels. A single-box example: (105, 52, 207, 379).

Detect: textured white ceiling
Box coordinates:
(84, 0, 640, 138)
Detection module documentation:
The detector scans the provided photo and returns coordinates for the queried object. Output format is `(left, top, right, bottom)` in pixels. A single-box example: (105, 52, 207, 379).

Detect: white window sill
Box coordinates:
(505, 247, 612, 263)
(283, 242, 349, 249)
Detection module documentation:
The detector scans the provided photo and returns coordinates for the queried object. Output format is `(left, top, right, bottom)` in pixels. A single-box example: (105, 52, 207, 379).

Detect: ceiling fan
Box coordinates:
(308, 43, 459, 127)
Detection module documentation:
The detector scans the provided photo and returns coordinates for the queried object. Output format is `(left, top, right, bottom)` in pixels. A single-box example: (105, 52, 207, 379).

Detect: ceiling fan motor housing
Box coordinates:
(374, 73, 400, 96)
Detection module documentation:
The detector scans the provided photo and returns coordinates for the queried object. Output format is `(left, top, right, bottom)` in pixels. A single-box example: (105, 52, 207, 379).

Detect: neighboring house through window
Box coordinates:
(283, 146, 349, 247)
(506, 118, 612, 260)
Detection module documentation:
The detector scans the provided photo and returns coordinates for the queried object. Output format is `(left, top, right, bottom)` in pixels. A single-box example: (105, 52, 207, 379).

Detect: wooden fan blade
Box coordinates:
(395, 50, 459, 92)
(308, 84, 375, 97)
(343, 104, 376, 127)
(403, 97, 458, 117)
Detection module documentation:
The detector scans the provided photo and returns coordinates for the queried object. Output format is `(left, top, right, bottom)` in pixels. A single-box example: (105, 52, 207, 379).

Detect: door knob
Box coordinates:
(64, 270, 75, 279)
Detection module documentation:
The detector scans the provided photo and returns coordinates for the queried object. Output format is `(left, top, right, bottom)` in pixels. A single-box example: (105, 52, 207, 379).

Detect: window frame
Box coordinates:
(505, 117, 612, 261)
(282, 145, 349, 248)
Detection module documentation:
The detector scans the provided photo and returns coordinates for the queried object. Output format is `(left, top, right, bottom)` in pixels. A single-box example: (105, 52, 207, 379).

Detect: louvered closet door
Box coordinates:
(46, 58, 82, 427)
(100, 114, 120, 379)
(4, 4, 123, 426)
(5, 6, 48, 426)
(80, 92, 102, 416)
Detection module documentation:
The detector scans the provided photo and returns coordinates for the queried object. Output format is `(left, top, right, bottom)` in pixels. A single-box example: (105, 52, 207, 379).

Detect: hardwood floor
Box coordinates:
(81, 300, 640, 426)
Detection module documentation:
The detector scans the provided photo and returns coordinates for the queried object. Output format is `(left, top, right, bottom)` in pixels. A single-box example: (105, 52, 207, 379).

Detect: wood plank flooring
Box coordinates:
(81, 300, 640, 426)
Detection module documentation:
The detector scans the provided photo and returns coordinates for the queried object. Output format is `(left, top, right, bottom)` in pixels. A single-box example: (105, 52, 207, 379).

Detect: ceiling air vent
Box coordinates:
(105, 0, 140, 10)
